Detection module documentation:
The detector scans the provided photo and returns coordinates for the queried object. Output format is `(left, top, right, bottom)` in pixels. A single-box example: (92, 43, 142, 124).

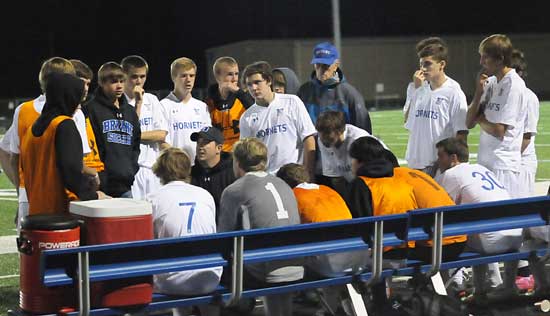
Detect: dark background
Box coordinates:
(1, 0, 548, 99)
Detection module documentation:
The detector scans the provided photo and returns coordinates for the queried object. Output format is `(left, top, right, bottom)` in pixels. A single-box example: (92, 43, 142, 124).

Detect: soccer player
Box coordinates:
(84, 62, 141, 198)
(218, 138, 302, 316)
(161, 57, 211, 163)
(148, 147, 220, 316)
(239, 61, 317, 176)
(403, 37, 447, 123)
(297, 42, 372, 133)
(405, 39, 468, 176)
(205, 56, 254, 152)
(435, 137, 522, 300)
(190, 126, 235, 221)
(20, 73, 106, 215)
(466, 34, 525, 198)
(0, 57, 89, 230)
(121, 55, 169, 199)
(315, 110, 383, 198)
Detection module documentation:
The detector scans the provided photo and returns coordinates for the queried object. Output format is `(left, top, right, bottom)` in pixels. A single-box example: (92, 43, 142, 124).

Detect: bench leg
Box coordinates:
(430, 272, 447, 296)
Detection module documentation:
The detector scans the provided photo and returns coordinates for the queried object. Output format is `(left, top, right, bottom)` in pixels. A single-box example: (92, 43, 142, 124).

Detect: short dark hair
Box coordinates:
(415, 37, 447, 54)
(152, 147, 191, 184)
(315, 111, 346, 134)
(510, 49, 527, 79)
(349, 136, 387, 163)
(276, 163, 309, 188)
(243, 61, 273, 83)
(98, 62, 126, 83)
(70, 59, 94, 81)
(121, 55, 149, 73)
(418, 43, 449, 63)
(436, 137, 469, 163)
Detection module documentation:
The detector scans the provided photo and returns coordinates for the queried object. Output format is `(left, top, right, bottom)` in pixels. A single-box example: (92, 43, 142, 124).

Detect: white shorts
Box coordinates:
(518, 165, 536, 197)
(467, 230, 523, 254)
(493, 169, 522, 199)
(131, 167, 162, 200)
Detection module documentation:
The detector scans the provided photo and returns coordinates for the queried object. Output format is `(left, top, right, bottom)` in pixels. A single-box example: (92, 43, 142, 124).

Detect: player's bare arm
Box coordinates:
(302, 135, 316, 181)
(466, 73, 488, 129)
(141, 130, 168, 143)
(521, 132, 533, 153)
(133, 86, 145, 116)
(477, 114, 507, 138)
(0, 148, 18, 187)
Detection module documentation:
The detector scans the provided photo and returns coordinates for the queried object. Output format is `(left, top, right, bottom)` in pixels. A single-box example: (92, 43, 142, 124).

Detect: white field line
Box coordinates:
(0, 274, 18, 279)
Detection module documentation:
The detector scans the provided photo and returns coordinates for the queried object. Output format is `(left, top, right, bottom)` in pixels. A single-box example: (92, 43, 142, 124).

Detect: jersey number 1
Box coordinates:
(264, 182, 289, 220)
(179, 202, 197, 233)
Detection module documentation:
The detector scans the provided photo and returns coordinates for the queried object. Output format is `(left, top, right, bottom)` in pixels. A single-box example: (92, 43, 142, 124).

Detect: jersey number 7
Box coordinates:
(179, 202, 197, 233)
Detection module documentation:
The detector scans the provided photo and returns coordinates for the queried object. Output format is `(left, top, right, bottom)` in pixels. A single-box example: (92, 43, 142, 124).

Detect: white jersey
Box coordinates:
(126, 92, 169, 168)
(317, 124, 385, 181)
(160, 93, 211, 163)
(521, 87, 539, 174)
(0, 95, 89, 155)
(147, 181, 221, 295)
(239, 93, 316, 173)
(436, 163, 510, 204)
(405, 76, 468, 169)
(403, 81, 429, 115)
(478, 70, 526, 172)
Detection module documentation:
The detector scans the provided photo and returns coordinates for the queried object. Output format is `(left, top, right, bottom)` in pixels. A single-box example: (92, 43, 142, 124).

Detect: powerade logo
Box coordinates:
(38, 240, 80, 249)
(256, 124, 288, 138)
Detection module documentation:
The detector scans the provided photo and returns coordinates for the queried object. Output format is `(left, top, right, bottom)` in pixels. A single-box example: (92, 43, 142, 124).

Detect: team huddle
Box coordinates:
(0, 33, 546, 316)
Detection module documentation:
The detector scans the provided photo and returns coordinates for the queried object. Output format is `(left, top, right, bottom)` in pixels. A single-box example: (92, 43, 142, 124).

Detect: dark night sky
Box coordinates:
(1, 1, 548, 99)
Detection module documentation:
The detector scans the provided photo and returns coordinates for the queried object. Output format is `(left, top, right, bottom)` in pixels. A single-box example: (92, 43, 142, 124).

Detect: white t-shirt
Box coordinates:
(436, 163, 510, 204)
(405, 76, 468, 169)
(126, 92, 169, 168)
(0, 95, 90, 155)
(403, 81, 429, 115)
(240, 93, 317, 173)
(478, 70, 526, 172)
(147, 181, 221, 295)
(317, 124, 384, 181)
(160, 93, 211, 163)
(521, 87, 539, 174)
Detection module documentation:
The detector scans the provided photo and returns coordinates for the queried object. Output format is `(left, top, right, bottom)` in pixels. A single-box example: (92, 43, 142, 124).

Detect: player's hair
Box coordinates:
(232, 137, 268, 172)
(479, 34, 514, 67)
(418, 43, 448, 63)
(349, 136, 388, 164)
(152, 147, 192, 185)
(170, 57, 197, 80)
(436, 137, 469, 163)
(510, 49, 528, 79)
(98, 62, 126, 84)
(243, 61, 273, 83)
(38, 57, 76, 93)
(70, 59, 93, 81)
(213, 56, 237, 76)
(121, 55, 149, 74)
(415, 37, 447, 53)
(276, 163, 310, 188)
(315, 111, 346, 134)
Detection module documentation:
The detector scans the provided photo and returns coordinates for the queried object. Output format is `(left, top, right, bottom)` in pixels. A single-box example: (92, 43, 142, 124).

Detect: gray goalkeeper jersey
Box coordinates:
(218, 171, 303, 282)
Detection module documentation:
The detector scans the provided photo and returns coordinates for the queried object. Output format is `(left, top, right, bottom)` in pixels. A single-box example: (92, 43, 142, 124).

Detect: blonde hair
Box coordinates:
(479, 34, 513, 67)
(232, 138, 268, 172)
(38, 57, 76, 93)
(213, 56, 237, 76)
(170, 57, 197, 80)
(152, 147, 192, 184)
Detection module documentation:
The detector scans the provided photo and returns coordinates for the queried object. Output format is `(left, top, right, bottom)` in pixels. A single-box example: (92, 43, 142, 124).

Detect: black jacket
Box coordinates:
(83, 88, 140, 197)
(191, 152, 235, 222)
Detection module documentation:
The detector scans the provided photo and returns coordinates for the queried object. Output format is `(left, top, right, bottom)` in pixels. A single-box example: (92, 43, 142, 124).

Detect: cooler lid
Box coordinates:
(69, 198, 152, 218)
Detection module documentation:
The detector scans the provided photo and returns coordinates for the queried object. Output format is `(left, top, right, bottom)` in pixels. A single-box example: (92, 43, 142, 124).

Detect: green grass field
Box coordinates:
(0, 103, 548, 314)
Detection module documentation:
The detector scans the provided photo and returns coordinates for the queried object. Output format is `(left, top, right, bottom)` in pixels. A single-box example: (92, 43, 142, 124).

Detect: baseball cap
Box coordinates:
(311, 42, 339, 65)
(190, 126, 224, 144)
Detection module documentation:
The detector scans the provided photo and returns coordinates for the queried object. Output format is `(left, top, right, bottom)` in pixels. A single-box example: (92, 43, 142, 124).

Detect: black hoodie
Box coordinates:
(346, 158, 395, 218)
(191, 152, 235, 222)
(30, 73, 97, 201)
(83, 87, 140, 197)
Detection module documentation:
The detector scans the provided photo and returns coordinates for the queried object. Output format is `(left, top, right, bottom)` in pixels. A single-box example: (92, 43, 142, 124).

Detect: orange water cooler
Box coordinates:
(69, 198, 153, 308)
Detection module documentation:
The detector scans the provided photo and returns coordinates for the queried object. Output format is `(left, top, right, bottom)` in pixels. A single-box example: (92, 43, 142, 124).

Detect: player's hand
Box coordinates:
(133, 85, 145, 103)
(475, 71, 489, 94)
(219, 81, 239, 95)
(96, 191, 112, 200)
(413, 70, 425, 88)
